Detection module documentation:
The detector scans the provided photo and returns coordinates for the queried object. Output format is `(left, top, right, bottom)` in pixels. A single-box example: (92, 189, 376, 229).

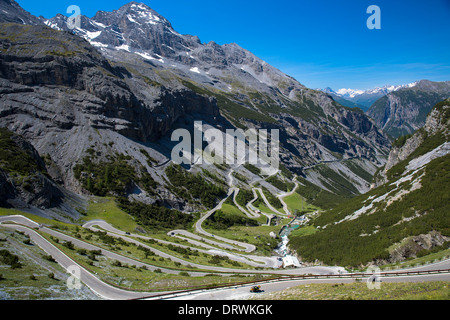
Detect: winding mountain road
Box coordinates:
(1, 158, 447, 300)
(276, 176, 299, 215)
(1, 215, 448, 300)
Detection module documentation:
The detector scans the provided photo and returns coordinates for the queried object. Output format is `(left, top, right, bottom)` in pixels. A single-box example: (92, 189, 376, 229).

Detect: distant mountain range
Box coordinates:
(322, 80, 450, 138)
(321, 82, 418, 111)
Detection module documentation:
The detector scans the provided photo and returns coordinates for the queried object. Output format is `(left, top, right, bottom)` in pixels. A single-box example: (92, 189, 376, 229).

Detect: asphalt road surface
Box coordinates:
(165, 273, 450, 300)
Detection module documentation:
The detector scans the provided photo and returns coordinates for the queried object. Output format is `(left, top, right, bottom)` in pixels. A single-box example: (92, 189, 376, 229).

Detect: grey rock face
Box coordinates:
(0, 0, 43, 25)
(0, 23, 219, 142)
(389, 231, 450, 263)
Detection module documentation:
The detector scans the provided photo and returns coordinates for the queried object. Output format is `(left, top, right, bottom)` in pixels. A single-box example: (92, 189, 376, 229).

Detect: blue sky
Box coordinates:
(17, 0, 450, 90)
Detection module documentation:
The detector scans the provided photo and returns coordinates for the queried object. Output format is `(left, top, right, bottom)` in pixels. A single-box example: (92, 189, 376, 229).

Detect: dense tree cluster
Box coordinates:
(205, 209, 259, 230)
(165, 164, 226, 209)
(392, 133, 413, 148)
(266, 175, 294, 192)
(235, 189, 254, 207)
(73, 152, 157, 197)
(0, 128, 43, 176)
(117, 197, 196, 230)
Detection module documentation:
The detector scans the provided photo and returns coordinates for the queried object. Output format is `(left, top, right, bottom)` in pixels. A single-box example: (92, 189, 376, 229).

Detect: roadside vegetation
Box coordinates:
(379, 249, 450, 271)
(205, 204, 259, 230)
(265, 175, 295, 192)
(0, 227, 97, 300)
(251, 281, 449, 300)
(260, 187, 283, 210)
(83, 197, 138, 233)
(234, 189, 254, 208)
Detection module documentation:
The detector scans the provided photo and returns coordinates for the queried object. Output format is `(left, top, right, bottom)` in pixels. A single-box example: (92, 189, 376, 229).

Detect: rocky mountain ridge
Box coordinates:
(0, 1, 392, 216)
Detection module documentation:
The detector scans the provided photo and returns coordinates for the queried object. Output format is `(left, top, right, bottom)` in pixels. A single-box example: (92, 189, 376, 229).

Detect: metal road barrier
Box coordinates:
(135, 268, 450, 300)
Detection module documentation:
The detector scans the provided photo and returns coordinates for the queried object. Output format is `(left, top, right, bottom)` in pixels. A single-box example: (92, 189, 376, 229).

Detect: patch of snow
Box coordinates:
(129, 4, 161, 25)
(44, 20, 61, 30)
(127, 14, 140, 24)
(89, 41, 108, 48)
(116, 44, 130, 52)
(336, 88, 365, 98)
(162, 44, 175, 51)
(167, 27, 182, 37)
(334, 82, 418, 98)
(91, 20, 107, 28)
(136, 51, 164, 63)
(135, 51, 155, 60)
(85, 30, 101, 40)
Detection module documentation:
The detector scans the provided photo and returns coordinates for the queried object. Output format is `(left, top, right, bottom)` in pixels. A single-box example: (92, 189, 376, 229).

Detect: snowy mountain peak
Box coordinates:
(320, 82, 419, 110)
(117, 2, 169, 26)
(335, 88, 365, 98)
(331, 82, 418, 99)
